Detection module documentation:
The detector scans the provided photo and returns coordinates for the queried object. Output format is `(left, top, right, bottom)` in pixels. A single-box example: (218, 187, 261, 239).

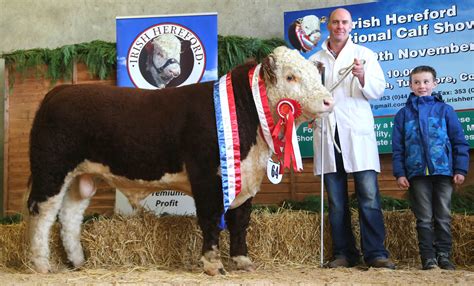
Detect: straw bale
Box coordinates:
(0, 210, 472, 270)
(383, 211, 419, 262)
(451, 213, 474, 265)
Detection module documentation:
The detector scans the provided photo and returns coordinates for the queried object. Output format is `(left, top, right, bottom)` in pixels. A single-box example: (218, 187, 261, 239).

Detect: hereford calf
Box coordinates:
(27, 46, 333, 274)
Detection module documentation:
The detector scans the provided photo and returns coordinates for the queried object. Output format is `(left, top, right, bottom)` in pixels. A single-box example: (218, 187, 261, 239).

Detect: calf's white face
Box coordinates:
(264, 47, 333, 123)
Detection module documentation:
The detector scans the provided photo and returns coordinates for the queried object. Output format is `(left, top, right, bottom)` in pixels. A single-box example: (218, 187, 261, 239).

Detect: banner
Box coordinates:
(284, 0, 473, 155)
(116, 13, 217, 89)
(115, 13, 218, 215)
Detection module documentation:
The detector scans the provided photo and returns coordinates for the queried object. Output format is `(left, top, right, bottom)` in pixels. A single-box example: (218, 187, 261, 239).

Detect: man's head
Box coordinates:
(327, 8, 352, 45)
(409, 66, 438, 97)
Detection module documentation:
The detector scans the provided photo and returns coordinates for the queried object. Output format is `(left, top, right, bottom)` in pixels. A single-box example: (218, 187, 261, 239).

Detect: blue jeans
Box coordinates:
(324, 146, 389, 263)
(409, 176, 453, 259)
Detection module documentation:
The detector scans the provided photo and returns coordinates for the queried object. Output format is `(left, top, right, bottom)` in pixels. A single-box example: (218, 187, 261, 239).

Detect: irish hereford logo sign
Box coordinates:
(116, 13, 217, 90)
(127, 23, 206, 89)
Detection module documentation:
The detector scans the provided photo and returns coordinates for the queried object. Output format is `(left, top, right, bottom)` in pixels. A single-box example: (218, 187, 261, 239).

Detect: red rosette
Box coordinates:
(276, 98, 302, 120)
(272, 98, 304, 174)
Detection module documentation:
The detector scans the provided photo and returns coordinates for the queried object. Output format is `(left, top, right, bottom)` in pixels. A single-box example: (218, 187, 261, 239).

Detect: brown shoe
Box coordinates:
(366, 258, 396, 269)
(328, 256, 362, 268)
(328, 257, 349, 268)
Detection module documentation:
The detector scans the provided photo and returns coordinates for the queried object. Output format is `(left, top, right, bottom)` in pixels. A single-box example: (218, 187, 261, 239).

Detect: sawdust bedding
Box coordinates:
(1, 263, 473, 285)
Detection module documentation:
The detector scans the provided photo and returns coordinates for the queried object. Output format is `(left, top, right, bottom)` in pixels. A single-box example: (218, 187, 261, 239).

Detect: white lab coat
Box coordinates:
(309, 38, 386, 175)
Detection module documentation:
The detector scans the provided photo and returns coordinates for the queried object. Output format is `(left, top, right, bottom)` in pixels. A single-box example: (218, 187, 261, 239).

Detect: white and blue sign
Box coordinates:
(285, 0, 474, 154)
(116, 13, 218, 89)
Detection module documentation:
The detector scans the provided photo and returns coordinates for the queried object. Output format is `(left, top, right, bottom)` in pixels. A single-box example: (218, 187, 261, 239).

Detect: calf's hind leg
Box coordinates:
(28, 176, 72, 273)
(225, 198, 255, 271)
(58, 174, 96, 269)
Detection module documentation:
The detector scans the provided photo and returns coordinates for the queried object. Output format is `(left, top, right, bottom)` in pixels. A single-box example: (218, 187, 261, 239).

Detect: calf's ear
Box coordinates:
(313, 60, 325, 85)
(261, 54, 277, 85)
(313, 60, 325, 75)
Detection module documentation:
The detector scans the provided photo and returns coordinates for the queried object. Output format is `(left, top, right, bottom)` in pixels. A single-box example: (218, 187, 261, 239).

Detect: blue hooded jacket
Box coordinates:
(392, 92, 469, 179)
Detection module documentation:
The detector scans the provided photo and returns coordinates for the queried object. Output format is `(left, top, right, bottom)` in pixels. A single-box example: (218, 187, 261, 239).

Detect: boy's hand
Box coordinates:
(453, 174, 465, 185)
(397, 176, 410, 190)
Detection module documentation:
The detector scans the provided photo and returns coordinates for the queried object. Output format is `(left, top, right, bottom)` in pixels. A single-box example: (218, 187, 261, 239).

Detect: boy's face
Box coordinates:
(410, 72, 437, 97)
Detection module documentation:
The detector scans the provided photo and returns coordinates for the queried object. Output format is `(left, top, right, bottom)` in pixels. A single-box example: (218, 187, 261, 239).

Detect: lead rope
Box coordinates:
(315, 59, 366, 153)
(328, 59, 365, 94)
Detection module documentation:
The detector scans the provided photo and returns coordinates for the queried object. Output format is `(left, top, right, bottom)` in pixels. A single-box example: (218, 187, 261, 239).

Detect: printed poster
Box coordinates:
(284, 0, 473, 155)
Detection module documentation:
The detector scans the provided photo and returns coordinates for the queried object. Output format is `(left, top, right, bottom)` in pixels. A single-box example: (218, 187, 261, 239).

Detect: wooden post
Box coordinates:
(289, 168, 296, 200)
(3, 67, 10, 216)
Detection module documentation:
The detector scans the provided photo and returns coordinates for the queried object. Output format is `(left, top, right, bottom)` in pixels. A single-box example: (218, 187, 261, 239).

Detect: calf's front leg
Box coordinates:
(225, 198, 255, 271)
(193, 180, 226, 275)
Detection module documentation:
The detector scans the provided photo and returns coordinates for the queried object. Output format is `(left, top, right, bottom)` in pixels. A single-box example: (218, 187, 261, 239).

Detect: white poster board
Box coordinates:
(115, 190, 196, 216)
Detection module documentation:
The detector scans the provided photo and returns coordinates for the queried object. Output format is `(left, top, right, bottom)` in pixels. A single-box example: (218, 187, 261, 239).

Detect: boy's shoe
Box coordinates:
(437, 253, 455, 270)
(422, 258, 438, 270)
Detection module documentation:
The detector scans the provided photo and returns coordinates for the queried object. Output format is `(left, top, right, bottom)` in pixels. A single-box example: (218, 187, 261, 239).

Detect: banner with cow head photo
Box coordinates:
(116, 13, 217, 89)
(115, 13, 218, 216)
(285, 0, 473, 156)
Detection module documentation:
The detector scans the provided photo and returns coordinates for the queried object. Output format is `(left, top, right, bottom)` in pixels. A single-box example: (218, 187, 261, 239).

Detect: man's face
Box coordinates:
(327, 9, 352, 43)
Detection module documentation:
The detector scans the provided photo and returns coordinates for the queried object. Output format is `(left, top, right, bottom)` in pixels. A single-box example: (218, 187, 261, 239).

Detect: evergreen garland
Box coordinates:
(258, 187, 474, 215)
(2, 40, 117, 86)
(75, 40, 117, 80)
(217, 35, 286, 76)
(1, 36, 287, 85)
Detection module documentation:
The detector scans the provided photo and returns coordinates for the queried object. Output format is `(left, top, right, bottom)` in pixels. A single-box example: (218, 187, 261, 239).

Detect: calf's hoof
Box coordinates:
(66, 257, 85, 271)
(200, 246, 226, 276)
(31, 258, 51, 274)
(68, 252, 86, 269)
(232, 255, 256, 272)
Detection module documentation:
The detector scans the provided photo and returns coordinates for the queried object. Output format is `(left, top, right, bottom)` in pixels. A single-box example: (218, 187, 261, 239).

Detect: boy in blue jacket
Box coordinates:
(392, 65, 469, 270)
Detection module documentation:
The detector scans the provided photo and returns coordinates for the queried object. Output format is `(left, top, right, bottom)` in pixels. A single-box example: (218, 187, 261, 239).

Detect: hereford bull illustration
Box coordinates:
(145, 34, 181, 88)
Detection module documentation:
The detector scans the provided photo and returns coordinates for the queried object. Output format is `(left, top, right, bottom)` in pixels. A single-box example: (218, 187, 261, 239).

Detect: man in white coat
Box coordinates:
(310, 8, 395, 269)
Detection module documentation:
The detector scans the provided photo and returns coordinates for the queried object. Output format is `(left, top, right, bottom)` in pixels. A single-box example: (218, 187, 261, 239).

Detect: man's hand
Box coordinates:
(397, 176, 410, 190)
(352, 58, 365, 87)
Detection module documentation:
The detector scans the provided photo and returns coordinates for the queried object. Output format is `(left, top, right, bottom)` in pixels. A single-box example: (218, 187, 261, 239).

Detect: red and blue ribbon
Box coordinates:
(214, 66, 303, 229)
(213, 73, 241, 230)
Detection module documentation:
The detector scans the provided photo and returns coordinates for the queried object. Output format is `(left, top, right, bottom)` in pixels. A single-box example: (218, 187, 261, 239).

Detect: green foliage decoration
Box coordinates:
(75, 40, 118, 80)
(2, 41, 116, 87)
(452, 185, 474, 215)
(1, 36, 286, 87)
(253, 187, 474, 215)
(0, 213, 22, 224)
(217, 35, 286, 76)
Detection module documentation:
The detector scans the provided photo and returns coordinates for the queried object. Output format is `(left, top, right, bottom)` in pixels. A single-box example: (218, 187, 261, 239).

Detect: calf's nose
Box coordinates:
(323, 98, 334, 110)
(170, 69, 181, 77)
